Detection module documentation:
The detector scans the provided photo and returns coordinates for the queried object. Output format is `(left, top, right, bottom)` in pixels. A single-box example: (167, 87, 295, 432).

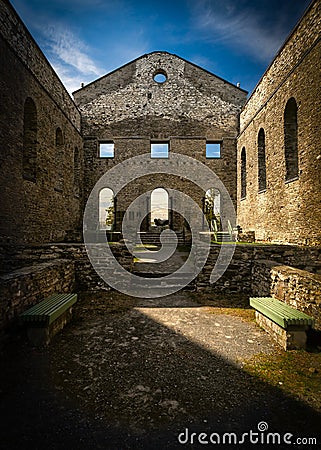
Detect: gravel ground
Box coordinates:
(0, 291, 320, 449)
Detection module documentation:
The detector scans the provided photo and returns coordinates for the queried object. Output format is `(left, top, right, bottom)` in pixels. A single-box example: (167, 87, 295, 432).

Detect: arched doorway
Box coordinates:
(99, 188, 115, 230)
(204, 188, 220, 230)
(150, 188, 169, 226)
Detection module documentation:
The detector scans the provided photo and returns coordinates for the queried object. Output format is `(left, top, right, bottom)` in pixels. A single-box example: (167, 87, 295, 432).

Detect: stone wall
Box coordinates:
(195, 245, 253, 294)
(0, 0, 80, 127)
(251, 259, 279, 297)
(2, 241, 321, 282)
(196, 243, 321, 293)
(0, 259, 75, 340)
(252, 260, 321, 331)
(0, 242, 133, 289)
(74, 52, 247, 230)
(1, 242, 321, 339)
(0, 0, 84, 244)
(237, 0, 321, 245)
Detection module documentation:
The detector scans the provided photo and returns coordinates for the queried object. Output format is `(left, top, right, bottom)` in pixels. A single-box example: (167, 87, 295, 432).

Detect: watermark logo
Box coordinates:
(177, 421, 318, 446)
(83, 153, 236, 298)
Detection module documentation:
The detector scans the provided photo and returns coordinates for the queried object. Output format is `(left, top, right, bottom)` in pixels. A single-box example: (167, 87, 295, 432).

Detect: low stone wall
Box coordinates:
(251, 246, 321, 274)
(251, 259, 279, 297)
(74, 243, 133, 292)
(195, 244, 321, 294)
(271, 265, 321, 331)
(0, 244, 134, 342)
(1, 242, 321, 338)
(0, 259, 75, 341)
(0, 243, 133, 291)
(195, 245, 253, 294)
(252, 260, 321, 331)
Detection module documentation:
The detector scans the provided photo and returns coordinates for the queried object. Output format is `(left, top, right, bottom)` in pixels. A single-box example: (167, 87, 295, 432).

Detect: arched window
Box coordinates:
(241, 147, 246, 199)
(99, 188, 114, 230)
(55, 127, 64, 192)
(284, 97, 298, 181)
(23, 97, 37, 181)
(258, 128, 267, 192)
(55, 127, 63, 146)
(151, 188, 169, 225)
(73, 146, 80, 197)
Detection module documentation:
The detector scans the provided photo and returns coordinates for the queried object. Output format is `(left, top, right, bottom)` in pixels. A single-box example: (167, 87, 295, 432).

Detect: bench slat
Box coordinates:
(250, 297, 314, 328)
(21, 293, 77, 325)
(22, 294, 73, 315)
(21, 295, 74, 318)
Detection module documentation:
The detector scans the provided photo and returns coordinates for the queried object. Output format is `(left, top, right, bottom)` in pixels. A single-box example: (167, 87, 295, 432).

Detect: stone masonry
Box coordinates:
(73, 52, 247, 231)
(0, 0, 84, 245)
(0, 0, 320, 341)
(237, 0, 321, 246)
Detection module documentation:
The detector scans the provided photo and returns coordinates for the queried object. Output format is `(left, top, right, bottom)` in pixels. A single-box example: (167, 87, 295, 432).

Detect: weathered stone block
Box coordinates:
(255, 311, 308, 350)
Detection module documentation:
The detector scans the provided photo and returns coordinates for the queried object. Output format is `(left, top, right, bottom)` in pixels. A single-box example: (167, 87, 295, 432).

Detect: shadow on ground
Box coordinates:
(0, 291, 320, 449)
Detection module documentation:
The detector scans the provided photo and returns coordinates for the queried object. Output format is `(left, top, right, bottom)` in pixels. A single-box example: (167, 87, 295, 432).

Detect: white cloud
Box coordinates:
(37, 21, 149, 93)
(51, 63, 88, 94)
(190, 0, 287, 62)
(32, 21, 107, 93)
(43, 24, 103, 76)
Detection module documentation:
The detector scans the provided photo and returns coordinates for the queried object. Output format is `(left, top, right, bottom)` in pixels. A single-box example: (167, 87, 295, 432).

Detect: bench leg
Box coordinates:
(27, 327, 50, 346)
(286, 330, 307, 350)
(26, 307, 73, 346)
(255, 311, 307, 351)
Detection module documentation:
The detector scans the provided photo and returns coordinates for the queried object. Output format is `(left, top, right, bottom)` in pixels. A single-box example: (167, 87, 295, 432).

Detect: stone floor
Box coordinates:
(0, 291, 321, 449)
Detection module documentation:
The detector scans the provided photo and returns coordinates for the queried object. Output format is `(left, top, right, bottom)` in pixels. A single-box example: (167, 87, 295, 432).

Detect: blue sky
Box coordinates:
(11, 0, 311, 95)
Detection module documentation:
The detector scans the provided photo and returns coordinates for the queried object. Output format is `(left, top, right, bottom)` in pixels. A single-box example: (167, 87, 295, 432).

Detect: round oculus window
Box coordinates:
(153, 70, 167, 83)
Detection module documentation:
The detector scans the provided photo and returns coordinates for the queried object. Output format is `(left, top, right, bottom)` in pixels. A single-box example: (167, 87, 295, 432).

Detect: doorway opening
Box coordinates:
(99, 188, 115, 230)
(150, 188, 169, 226)
(204, 188, 221, 230)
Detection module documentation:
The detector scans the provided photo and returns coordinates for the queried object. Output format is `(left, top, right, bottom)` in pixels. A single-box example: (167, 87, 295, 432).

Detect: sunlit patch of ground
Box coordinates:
(243, 350, 321, 411)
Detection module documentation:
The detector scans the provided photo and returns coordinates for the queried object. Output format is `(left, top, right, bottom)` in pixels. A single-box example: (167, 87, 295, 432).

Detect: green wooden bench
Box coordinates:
(250, 297, 314, 350)
(20, 293, 77, 346)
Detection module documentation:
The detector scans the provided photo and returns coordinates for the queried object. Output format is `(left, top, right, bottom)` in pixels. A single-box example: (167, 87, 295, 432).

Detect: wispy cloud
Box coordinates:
(42, 23, 103, 76)
(32, 21, 105, 93)
(51, 63, 87, 94)
(33, 14, 149, 93)
(190, 0, 288, 63)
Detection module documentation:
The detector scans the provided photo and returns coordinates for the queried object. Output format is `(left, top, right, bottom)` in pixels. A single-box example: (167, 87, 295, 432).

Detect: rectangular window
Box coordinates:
(151, 142, 169, 158)
(206, 142, 221, 158)
(99, 142, 114, 158)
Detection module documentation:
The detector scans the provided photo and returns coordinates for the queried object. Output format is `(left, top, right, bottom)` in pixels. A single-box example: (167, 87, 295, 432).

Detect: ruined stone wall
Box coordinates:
(1, 242, 320, 335)
(237, 0, 321, 245)
(195, 245, 253, 294)
(0, 0, 84, 244)
(0, 259, 75, 341)
(74, 52, 247, 230)
(196, 243, 321, 295)
(252, 260, 321, 331)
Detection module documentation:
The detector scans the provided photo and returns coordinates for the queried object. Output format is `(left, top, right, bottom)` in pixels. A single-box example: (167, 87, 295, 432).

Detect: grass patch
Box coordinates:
(211, 241, 272, 246)
(205, 307, 256, 322)
(189, 292, 255, 321)
(133, 244, 159, 251)
(190, 292, 250, 309)
(243, 350, 321, 411)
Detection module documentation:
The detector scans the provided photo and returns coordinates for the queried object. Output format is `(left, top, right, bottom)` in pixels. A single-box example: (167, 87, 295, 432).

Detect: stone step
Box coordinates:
(216, 232, 233, 242)
(138, 232, 186, 245)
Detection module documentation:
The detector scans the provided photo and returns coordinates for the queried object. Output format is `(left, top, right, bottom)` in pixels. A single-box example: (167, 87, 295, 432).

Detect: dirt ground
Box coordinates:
(0, 291, 320, 449)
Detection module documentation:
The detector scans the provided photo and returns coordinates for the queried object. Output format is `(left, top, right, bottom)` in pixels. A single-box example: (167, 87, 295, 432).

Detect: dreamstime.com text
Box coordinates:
(177, 422, 318, 446)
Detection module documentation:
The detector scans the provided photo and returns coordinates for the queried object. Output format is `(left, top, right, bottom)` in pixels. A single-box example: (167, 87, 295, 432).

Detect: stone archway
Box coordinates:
(204, 187, 221, 230)
(99, 188, 115, 230)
